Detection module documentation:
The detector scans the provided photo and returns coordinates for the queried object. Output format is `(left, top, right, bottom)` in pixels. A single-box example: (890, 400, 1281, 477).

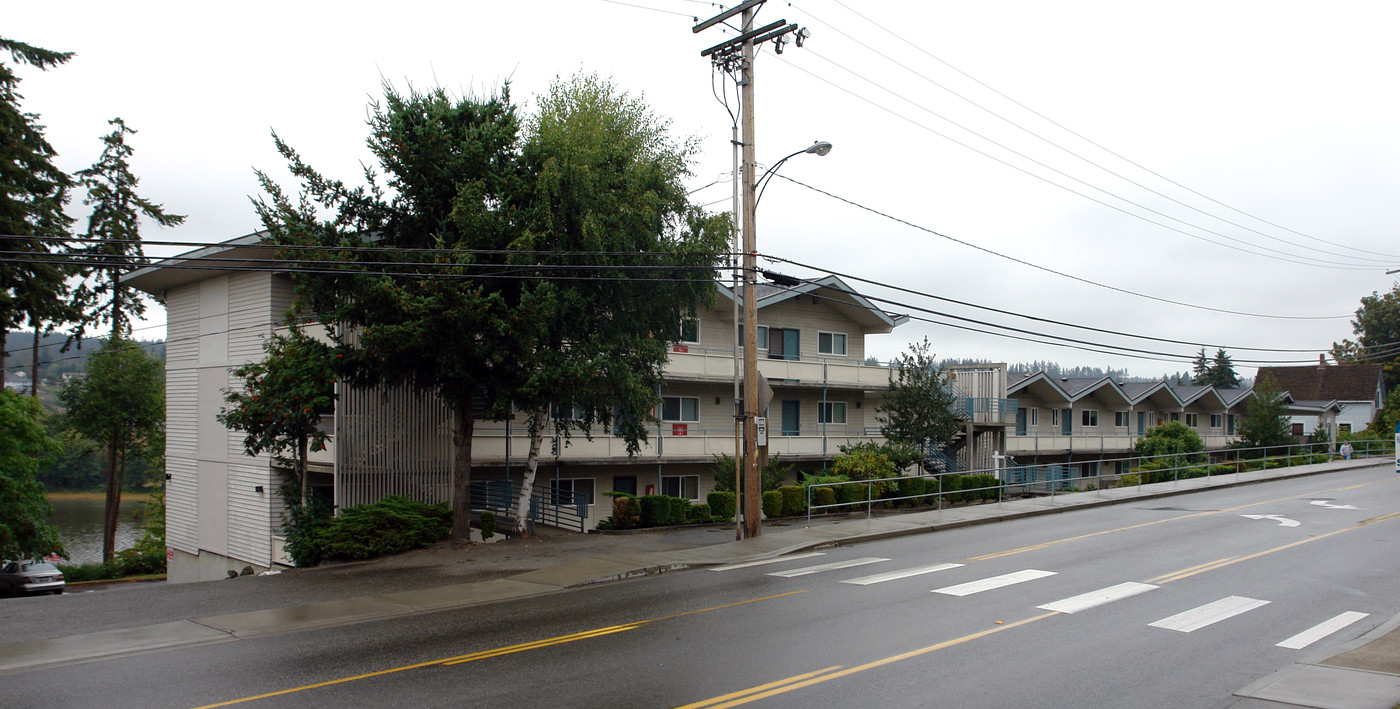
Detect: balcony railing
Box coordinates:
(468, 424, 887, 462)
(662, 345, 895, 388)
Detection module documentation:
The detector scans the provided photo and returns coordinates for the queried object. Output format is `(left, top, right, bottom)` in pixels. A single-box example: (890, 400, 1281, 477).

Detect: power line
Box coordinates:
(770, 173, 1351, 320)
(819, 0, 1400, 263)
(791, 1, 1399, 265)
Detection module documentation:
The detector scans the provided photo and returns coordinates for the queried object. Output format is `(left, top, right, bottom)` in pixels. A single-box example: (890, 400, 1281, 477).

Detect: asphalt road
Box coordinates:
(15, 466, 1400, 708)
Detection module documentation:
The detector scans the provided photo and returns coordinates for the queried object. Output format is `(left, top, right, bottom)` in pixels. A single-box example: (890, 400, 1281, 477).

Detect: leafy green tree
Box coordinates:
(709, 453, 793, 493)
(217, 324, 337, 506)
(1134, 420, 1205, 464)
(0, 389, 64, 559)
(59, 336, 163, 563)
(0, 38, 76, 373)
(505, 74, 727, 533)
(73, 117, 185, 337)
(1332, 282, 1400, 392)
(255, 83, 536, 542)
(878, 337, 963, 457)
(1234, 372, 1295, 452)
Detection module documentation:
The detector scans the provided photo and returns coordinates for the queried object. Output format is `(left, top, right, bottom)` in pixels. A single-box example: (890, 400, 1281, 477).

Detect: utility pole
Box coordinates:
(695, 0, 804, 539)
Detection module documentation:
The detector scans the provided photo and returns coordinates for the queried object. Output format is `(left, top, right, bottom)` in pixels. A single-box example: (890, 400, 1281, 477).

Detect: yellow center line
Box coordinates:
(674, 666, 844, 709)
(1150, 511, 1400, 584)
(191, 590, 805, 709)
(676, 613, 1061, 709)
(968, 478, 1395, 562)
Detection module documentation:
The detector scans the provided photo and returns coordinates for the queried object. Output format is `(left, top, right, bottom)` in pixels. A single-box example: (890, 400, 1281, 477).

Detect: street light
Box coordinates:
(755, 141, 833, 208)
(735, 139, 832, 540)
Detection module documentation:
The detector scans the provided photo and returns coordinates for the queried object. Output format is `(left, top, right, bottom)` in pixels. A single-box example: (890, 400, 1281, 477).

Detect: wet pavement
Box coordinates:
(2, 459, 1398, 708)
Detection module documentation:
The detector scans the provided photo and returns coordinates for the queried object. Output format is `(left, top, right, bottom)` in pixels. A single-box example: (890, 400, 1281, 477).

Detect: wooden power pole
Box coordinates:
(695, 1, 803, 539)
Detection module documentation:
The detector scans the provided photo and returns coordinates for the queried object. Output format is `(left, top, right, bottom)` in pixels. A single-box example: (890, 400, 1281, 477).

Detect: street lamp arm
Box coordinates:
(754, 141, 832, 209)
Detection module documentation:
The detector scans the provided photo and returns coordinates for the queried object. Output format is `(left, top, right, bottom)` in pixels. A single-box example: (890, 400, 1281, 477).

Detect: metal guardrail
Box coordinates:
(803, 439, 1394, 527)
(468, 479, 589, 533)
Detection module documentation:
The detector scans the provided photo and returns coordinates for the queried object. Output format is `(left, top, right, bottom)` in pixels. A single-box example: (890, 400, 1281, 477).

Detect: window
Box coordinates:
(1081, 409, 1098, 427)
(1170, 412, 1181, 422)
(1339, 423, 1352, 434)
(737, 325, 769, 350)
(1050, 409, 1060, 427)
(661, 474, 700, 500)
(1114, 411, 1129, 427)
(1029, 409, 1040, 426)
(661, 396, 699, 422)
(819, 401, 847, 424)
(1291, 422, 1305, 436)
(1210, 414, 1223, 428)
(679, 318, 699, 344)
(767, 327, 799, 360)
(1185, 413, 1199, 427)
(818, 332, 847, 356)
(551, 478, 595, 506)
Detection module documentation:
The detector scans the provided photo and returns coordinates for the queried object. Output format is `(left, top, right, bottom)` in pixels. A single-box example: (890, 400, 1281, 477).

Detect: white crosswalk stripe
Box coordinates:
(1277, 611, 1370, 649)
(708, 552, 825, 572)
(1038, 582, 1158, 614)
(766, 557, 890, 578)
(841, 563, 964, 586)
(933, 569, 1057, 597)
(1148, 596, 1270, 633)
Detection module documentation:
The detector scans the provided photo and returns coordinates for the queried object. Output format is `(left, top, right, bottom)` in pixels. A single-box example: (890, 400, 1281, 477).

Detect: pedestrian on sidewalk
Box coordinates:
(1340, 441, 1353, 460)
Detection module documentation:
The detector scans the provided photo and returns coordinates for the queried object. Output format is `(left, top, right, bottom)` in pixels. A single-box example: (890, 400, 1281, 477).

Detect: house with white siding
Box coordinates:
(125, 232, 923, 582)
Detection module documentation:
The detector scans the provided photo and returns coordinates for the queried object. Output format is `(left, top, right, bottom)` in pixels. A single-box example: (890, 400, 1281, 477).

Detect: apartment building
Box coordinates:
(125, 233, 911, 581)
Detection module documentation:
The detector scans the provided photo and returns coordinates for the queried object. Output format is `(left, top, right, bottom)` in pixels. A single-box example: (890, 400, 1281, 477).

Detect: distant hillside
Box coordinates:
(942, 358, 1190, 384)
(4, 331, 165, 381)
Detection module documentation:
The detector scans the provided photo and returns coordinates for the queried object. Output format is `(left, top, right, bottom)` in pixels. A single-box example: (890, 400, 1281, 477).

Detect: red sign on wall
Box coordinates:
(672, 423, 688, 436)
(672, 345, 689, 353)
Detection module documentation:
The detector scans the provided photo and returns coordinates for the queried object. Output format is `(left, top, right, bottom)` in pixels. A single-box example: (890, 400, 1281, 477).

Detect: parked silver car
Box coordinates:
(0, 560, 65, 596)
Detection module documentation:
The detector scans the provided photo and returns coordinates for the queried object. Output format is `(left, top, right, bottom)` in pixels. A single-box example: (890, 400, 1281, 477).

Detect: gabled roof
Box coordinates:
(716, 275, 907, 333)
(1215, 387, 1254, 408)
(1007, 373, 1129, 405)
(1256, 364, 1383, 404)
(1169, 384, 1228, 409)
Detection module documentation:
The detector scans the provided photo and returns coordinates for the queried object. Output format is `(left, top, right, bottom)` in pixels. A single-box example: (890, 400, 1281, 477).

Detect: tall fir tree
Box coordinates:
(0, 37, 76, 372)
(74, 117, 185, 337)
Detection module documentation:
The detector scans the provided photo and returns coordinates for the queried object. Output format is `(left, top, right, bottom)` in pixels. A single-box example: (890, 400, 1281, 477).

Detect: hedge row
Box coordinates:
(597, 493, 732, 530)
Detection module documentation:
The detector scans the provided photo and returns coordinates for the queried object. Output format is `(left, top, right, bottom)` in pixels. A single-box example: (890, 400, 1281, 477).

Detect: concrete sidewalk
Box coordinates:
(2, 459, 1398, 708)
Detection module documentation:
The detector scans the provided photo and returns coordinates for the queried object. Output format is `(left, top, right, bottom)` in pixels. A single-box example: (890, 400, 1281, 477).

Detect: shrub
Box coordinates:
(687, 503, 712, 524)
(283, 496, 335, 567)
(313, 496, 451, 562)
(778, 485, 806, 516)
(639, 495, 671, 527)
(667, 496, 689, 526)
(1117, 473, 1140, 487)
(939, 474, 962, 502)
(479, 510, 496, 540)
(897, 476, 927, 505)
(962, 474, 999, 501)
(838, 482, 869, 505)
(832, 443, 898, 493)
(761, 490, 783, 518)
(57, 561, 119, 583)
(812, 486, 836, 509)
(707, 491, 736, 521)
(608, 494, 640, 530)
(710, 453, 796, 492)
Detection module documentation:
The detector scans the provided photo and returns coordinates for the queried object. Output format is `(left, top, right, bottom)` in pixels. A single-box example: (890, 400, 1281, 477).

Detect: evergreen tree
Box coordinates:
(0, 37, 76, 372)
(878, 337, 963, 456)
(74, 117, 185, 337)
(1234, 373, 1294, 452)
(1209, 348, 1240, 388)
(1191, 348, 1210, 384)
(59, 336, 164, 563)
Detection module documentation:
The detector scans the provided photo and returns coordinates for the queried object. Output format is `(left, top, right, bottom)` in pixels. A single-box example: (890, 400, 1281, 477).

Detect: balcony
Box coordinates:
(1005, 432, 1236, 454)
(468, 423, 887, 464)
(662, 346, 894, 389)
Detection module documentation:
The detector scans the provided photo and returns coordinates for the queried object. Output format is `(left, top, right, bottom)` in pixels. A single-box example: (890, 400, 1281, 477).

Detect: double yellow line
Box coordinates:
(193, 591, 805, 708)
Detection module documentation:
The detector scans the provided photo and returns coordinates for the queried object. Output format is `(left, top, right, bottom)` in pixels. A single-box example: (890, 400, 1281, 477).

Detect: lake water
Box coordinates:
(47, 498, 148, 565)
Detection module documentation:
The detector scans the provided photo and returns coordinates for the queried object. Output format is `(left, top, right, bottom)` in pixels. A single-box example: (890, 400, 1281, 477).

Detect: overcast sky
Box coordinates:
(9, 1, 1400, 379)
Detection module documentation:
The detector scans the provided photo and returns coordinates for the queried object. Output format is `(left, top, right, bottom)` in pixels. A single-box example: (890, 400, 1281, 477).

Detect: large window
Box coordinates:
(661, 396, 699, 422)
(819, 401, 847, 424)
(1185, 413, 1199, 427)
(1114, 411, 1129, 427)
(1081, 409, 1099, 427)
(818, 332, 847, 356)
(767, 327, 800, 360)
(551, 478, 595, 507)
(1210, 414, 1223, 428)
(661, 474, 699, 500)
(679, 318, 699, 344)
